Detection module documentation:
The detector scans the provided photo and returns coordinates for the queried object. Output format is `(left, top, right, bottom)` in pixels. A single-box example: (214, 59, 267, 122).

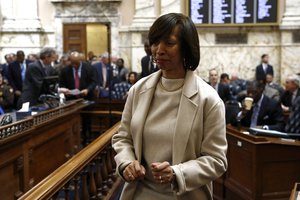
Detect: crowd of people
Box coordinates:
(0, 48, 299, 133)
(206, 54, 300, 133)
(0, 48, 142, 111)
(0, 12, 299, 199)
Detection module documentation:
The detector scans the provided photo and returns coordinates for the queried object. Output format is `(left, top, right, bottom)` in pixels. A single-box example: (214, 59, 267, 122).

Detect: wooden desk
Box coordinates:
(214, 125, 300, 200)
(0, 99, 87, 200)
(81, 99, 125, 135)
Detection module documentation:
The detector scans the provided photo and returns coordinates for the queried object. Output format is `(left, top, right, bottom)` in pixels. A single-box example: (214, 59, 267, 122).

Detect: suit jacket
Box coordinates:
(217, 83, 232, 103)
(7, 59, 32, 91)
(92, 62, 113, 88)
(285, 96, 300, 133)
(59, 62, 97, 100)
(264, 85, 280, 102)
(20, 60, 56, 107)
(0, 63, 9, 79)
(237, 95, 285, 131)
(141, 55, 158, 78)
(281, 89, 300, 108)
(255, 64, 273, 81)
(112, 70, 228, 200)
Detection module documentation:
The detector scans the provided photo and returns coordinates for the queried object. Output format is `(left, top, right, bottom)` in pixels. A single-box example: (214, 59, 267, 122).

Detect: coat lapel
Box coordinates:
(173, 71, 198, 164)
(133, 71, 162, 162)
(258, 96, 267, 122)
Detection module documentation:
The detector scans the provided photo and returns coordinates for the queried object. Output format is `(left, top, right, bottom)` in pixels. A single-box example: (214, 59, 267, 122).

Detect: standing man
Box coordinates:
(141, 39, 158, 78)
(7, 50, 32, 108)
(59, 51, 97, 145)
(92, 52, 113, 98)
(59, 51, 97, 101)
(19, 48, 57, 108)
(1, 53, 15, 79)
(255, 54, 274, 81)
(281, 74, 300, 112)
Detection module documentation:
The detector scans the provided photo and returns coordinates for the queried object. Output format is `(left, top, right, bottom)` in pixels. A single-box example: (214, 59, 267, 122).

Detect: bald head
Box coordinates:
(70, 51, 82, 69)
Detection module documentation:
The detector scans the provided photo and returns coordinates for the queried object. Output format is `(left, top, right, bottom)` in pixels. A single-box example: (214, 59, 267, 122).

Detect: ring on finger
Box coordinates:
(159, 175, 162, 180)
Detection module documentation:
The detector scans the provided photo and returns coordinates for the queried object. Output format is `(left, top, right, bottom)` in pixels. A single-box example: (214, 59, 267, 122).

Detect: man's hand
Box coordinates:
(80, 89, 88, 96)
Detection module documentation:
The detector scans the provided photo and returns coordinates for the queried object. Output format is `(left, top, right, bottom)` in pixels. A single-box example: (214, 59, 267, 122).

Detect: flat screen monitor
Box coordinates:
(189, 0, 279, 26)
(42, 75, 59, 95)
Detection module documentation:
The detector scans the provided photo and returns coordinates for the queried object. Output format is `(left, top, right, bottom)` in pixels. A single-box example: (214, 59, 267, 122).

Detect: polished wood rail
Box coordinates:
(18, 122, 122, 200)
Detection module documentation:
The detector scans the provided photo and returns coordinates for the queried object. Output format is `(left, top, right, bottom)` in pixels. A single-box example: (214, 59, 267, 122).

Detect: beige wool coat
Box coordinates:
(112, 70, 228, 200)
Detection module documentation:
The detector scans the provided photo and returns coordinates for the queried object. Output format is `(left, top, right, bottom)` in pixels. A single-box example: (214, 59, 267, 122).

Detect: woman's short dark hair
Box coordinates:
(148, 13, 200, 71)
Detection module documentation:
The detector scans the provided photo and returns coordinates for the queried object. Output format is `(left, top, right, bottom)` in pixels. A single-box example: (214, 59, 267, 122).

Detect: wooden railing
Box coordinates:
(18, 122, 123, 200)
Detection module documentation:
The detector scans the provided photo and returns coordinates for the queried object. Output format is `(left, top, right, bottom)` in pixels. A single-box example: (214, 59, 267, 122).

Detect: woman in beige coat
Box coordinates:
(112, 13, 227, 200)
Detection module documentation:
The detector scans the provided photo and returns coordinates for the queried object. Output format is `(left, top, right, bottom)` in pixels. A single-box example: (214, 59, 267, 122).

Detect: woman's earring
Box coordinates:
(152, 55, 157, 63)
(183, 58, 187, 68)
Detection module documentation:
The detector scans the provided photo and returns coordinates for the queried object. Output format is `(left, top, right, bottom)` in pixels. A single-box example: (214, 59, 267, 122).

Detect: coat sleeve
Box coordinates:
(172, 100, 228, 195)
(111, 87, 137, 180)
(266, 100, 285, 131)
(27, 64, 44, 92)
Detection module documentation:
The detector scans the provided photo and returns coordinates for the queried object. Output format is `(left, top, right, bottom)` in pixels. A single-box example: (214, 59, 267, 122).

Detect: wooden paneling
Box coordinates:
(0, 100, 86, 200)
(214, 125, 300, 200)
(63, 24, 87, 54)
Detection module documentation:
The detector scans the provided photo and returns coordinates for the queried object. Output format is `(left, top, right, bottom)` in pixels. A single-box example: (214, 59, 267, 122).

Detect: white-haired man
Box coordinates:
(281, 74, 300, 112)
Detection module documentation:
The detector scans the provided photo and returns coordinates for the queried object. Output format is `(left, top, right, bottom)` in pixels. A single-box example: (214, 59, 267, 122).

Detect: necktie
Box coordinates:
(102, 65, 107, 88)
(250, 104, 259, 128)
(21, 63, 25, 81)
(75, 69, 80, 89)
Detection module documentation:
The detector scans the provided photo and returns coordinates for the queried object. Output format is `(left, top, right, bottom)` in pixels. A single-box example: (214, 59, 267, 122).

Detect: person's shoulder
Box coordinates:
(81, 61, 90, 66)
(81, 61, 93, 69)
(191, 73, 221, 101)
(219, 82, 230, 90)
(256, 64, 262, 68)
(26, 59, 33, 65)
(141, 55, 149, 60)
(129, 71, 158, 91)
(263, 95, 279, 107)
(91, 61, 101, 67)
(28, 60, 40, 67)
(8, 60, 18, 67)
(60, 64, 71, 73)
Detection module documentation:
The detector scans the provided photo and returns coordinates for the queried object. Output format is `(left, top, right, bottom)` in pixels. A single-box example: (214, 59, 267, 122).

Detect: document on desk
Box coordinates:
(248, 127, 300, 139)
(70, 89, 81, 96)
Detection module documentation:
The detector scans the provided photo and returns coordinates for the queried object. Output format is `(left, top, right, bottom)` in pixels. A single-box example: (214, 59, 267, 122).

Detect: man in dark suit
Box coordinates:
(92, 52, 113, 98)
(59, 51, 97, 145)
(208, 68, 232, 103)
(1, 53, 15, 79)
(255, 54, 274, 81)
(59, 51, 97, 101)
(281, 74, 300, 112)
(19, 48, 57, 108)
(285, 96, 300, 133)
(141, 39, 158, 78)
(7, 50, 32, 108)
(232, 80, 285, 131)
